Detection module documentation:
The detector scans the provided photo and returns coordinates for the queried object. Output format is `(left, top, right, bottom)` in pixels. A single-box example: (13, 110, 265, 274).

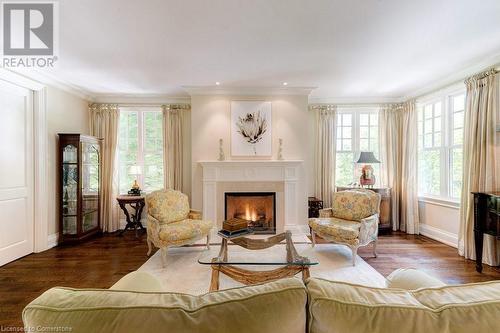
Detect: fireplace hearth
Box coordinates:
(225, 192, 276, 234)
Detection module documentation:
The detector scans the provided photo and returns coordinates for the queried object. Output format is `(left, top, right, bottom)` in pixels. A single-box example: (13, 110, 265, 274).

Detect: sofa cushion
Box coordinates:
(110, 271, 164, 292)
(309, 217, 361, 245)
(331, 190, 379, 221)
(158, 219, 213, 245)
(23, 278, 307, 333)
(386, 268, 446, 290)
(146, 189, 190, 223)
(306, 277, 500, 333)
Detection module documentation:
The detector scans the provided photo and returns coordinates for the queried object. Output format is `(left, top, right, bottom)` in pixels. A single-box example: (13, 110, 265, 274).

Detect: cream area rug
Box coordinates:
(139, 237, 386, 295)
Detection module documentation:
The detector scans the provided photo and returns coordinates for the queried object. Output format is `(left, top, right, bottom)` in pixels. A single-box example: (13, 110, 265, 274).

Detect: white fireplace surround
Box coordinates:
(199, 160, 304, 233)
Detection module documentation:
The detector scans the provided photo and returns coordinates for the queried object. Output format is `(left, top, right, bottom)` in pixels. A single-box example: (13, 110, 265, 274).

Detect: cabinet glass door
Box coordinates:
(62, 144, 78, 235)
(82, 143, 100, 232)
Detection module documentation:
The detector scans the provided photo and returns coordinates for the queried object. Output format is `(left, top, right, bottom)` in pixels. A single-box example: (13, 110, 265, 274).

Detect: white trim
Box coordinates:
(47, 233, 59, 249)
(309, 96, 404, 105)
(8, 68, 93, 101)
(93, 94, 191, 104)
(419, 224, 458, 248)
(418, 196, 460, 209)
(33, 87, 49, 252)
(183, 86, 316, 96)
(0, 70, 50, 253)
(415, 82, 465, 105)
(0, 69, 44, 90)
(403, 54, 500, 100)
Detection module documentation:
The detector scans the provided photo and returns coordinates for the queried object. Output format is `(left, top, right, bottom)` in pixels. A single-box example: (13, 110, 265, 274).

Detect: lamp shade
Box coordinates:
(356, 151, 380, 164)
(129, 165, 142, 175)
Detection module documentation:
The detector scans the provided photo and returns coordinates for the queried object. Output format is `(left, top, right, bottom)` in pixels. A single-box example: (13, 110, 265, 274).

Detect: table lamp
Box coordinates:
(128, 165, 142, 195)
(356, 152, 380, 188)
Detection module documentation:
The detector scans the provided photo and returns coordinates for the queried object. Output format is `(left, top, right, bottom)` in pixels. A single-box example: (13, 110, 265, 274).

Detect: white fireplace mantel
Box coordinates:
(199, 160, 304, 232)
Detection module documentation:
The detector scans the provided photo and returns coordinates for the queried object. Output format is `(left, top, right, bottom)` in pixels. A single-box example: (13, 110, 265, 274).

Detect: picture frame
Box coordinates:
(230, 101, 272, 157)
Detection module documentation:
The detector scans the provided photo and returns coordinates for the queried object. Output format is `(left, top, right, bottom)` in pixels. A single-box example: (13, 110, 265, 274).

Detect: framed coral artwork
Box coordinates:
(230, 100, 272, 157)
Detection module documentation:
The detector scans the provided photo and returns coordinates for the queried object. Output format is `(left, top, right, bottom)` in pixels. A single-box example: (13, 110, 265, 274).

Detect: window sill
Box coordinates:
(418, 195, 460, 209)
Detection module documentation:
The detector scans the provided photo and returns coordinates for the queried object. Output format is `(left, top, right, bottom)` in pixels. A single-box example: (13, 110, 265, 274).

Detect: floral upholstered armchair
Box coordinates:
(308, 189, 381, 266)
(146, 189, 214, 267)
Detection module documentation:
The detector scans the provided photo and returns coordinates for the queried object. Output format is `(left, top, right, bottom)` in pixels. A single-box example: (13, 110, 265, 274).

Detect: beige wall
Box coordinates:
(418, 201, 460, 247)
(46, 86, 89, 236)
(190, 94, 314, 227)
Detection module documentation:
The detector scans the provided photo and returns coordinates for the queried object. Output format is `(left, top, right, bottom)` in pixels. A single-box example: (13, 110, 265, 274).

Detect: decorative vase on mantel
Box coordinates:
(277, 138, 284, 160)
(218, 138, 226, 161)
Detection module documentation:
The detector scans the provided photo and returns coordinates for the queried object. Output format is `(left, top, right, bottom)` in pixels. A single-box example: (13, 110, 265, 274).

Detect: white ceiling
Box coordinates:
(29, 0, 500, 100)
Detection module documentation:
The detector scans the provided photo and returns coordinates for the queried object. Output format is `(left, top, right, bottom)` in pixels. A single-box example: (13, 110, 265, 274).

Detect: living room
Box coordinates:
(0, 0, 499, 331)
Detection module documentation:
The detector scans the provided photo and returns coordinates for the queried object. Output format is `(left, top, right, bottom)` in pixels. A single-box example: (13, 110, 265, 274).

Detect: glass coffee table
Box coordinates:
(198, 230, 318, 291)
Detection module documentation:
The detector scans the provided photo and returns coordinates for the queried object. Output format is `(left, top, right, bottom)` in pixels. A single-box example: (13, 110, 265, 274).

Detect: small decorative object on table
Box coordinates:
(128, 165, 142, 196)
(356, 151, 380, 188)
(222, 217, 249, 234)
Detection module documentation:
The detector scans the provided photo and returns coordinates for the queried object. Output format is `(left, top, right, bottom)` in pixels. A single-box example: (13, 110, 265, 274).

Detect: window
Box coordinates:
(335, 109, 379, 186)
(450, 94, 465, 198)
(418, 101, 442, 195)
(417, 92, 465, 200)
(118, 109, 164, 194)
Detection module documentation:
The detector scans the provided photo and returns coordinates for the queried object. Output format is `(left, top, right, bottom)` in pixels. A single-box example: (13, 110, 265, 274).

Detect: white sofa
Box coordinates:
(23, 269, 500, 333)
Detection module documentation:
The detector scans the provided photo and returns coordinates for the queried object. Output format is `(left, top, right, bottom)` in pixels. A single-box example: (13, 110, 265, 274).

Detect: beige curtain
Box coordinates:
(379, 101, 420, 234)
(162, 105, 185, 191)
(459, 69, 499, 266)
(314, 106, 337, 208)
(89, 104, 120, 232)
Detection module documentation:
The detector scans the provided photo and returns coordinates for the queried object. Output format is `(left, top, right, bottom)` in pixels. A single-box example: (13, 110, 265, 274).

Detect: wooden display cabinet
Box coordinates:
(58, 134, 102, 243)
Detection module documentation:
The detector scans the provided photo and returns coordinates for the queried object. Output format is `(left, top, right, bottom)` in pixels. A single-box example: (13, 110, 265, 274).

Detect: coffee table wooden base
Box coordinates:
(206, 231, 313, 292)
(209, 263, 310, 292)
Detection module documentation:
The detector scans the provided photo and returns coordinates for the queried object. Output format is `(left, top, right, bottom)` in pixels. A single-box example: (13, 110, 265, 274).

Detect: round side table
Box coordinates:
(116, 195, 146, 237)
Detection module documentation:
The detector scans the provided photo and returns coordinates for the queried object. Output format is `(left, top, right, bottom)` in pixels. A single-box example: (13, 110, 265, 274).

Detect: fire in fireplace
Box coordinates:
(224, 192, 276, 234)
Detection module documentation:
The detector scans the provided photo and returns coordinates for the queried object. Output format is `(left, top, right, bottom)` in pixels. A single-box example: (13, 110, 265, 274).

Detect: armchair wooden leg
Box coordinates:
(351, 246, 358, 266)
(146, 236, 153, 256)
(373, 239, 378, 258)
(160, 248, 168, 268)
(206, 234, 211, 250)
(311, 230, 316, 248)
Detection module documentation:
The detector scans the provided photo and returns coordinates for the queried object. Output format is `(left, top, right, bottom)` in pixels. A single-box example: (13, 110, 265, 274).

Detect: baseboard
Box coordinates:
(419, 224, 458, 248)
(47, 233, 59, 249)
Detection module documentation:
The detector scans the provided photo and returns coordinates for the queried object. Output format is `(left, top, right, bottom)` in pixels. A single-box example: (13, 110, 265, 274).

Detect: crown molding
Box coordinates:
(308, 95, 404, 105)
(182, 85, 316, 96)
(92, 93, 191, 104)
(8, 68, 94, 101)
(402, 52, 500, 101)
(0, 69, 46, 90)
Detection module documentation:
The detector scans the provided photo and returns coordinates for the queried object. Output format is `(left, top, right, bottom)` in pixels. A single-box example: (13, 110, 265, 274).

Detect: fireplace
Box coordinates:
(224, 192, 276, 234)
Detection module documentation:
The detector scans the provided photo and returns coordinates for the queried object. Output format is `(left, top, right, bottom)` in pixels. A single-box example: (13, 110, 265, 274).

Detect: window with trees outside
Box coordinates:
(417, 92, 465, 200)
(118, 108, 164, 194)
(335, 109, 379, 187)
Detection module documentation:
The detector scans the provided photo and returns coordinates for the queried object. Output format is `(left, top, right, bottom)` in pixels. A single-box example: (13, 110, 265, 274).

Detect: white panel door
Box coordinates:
(0, 80, 34, 266)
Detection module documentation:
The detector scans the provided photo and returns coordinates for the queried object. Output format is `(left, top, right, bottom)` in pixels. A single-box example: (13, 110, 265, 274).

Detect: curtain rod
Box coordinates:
(110, 103, 191, 109)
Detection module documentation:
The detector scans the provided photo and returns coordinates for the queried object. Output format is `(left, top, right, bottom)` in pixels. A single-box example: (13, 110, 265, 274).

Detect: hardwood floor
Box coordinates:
(1, 232, 499, 327)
